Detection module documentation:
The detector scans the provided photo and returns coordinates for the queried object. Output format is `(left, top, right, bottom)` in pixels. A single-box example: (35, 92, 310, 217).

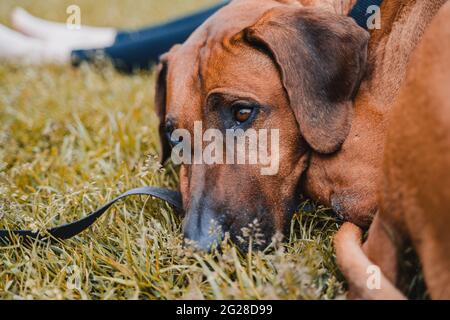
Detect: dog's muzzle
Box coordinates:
(182, 198, 226, 251)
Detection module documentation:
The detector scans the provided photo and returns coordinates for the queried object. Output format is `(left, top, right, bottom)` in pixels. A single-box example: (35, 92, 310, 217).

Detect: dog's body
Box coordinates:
(306, 0, 447, 228)
(154, 0, 450, 298)
(335, 1, 450, 299)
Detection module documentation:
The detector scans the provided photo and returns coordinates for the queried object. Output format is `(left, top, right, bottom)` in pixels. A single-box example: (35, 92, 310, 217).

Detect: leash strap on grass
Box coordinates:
(0, 186, 183, 242)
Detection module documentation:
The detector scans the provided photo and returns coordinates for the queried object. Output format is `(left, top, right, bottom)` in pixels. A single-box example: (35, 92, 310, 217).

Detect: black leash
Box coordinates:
(0, 186, 182, 242)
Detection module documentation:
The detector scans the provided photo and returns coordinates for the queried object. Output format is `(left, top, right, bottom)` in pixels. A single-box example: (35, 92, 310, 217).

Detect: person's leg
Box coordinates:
(12, 1, 228, 49)
(4, 1, 228, 68)
(72, 22, 198, 72)
(0, 24, 70, 64)
(12, 7, 117, 49)
(72, 1, 229, 72)
(114, 1, 229, 43)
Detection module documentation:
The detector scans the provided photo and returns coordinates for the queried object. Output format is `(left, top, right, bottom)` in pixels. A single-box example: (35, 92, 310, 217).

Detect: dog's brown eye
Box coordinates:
(234, 107, 252, 123)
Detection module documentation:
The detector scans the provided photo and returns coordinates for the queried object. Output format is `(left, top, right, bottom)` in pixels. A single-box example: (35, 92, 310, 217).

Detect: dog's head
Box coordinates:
(155, 0, 369, 250)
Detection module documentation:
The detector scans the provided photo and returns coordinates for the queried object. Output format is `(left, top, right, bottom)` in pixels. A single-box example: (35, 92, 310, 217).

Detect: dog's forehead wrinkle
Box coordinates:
(184, 0, 291, 50)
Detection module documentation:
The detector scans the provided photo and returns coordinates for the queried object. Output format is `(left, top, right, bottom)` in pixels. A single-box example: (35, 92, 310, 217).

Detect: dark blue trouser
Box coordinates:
(71, 1, 229, 73)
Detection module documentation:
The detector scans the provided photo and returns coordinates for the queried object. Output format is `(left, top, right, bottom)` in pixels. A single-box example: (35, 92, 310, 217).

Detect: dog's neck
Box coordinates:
(364, 0, 446, 108)
(303, 0, 447, 227)
(305, 0, 446, 109)
(304, 0, 445, 108)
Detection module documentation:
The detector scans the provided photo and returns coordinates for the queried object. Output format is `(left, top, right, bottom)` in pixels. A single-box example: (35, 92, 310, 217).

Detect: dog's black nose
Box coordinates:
(183, 206, 224, 251)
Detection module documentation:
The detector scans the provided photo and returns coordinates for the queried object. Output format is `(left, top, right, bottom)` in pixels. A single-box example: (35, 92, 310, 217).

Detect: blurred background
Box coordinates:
(0, 0, 219, 28)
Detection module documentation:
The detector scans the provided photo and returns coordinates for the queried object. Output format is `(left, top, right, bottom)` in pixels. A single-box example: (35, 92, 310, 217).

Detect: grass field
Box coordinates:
(0, 0, 424, 300)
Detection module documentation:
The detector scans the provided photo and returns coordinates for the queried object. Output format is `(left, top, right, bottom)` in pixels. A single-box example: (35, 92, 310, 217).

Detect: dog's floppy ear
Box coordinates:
(155, 53, 171, 164)
(244, 6, 369, 154)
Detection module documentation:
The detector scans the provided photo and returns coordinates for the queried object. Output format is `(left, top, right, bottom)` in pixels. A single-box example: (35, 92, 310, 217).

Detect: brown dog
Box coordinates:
(155, 0, 370, 250)
(154, 0, 448, 300)
(335, 1, 450, 299)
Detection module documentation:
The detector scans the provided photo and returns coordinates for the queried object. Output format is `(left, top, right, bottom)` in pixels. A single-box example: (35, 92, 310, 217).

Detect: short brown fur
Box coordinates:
(335, 1, 450, 299)
(154, 0, 450, 296)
